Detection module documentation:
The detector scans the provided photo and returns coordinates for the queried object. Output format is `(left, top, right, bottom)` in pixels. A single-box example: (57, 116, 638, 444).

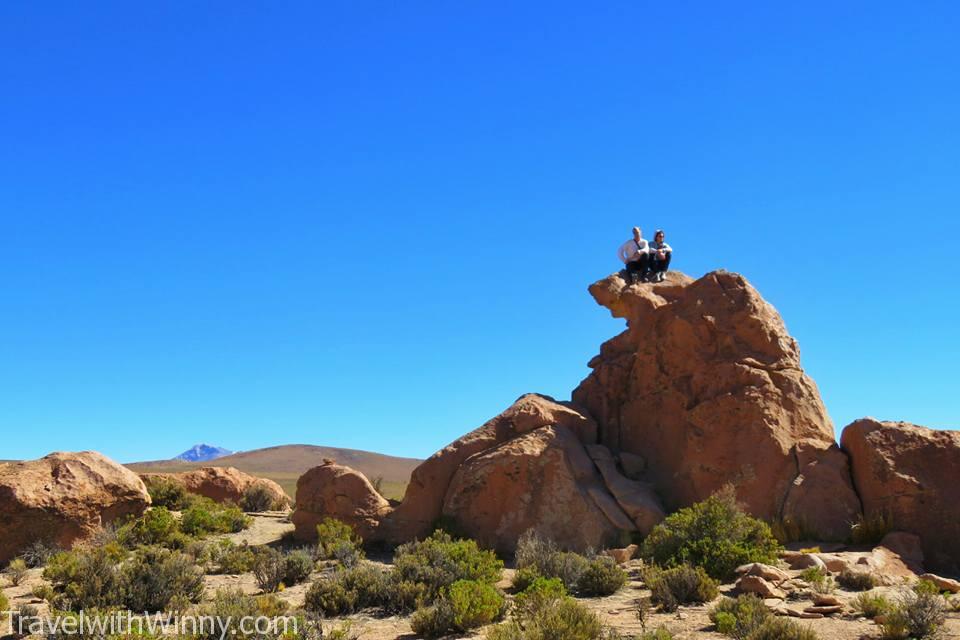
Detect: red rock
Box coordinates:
(804, 605, 842, 615)
(737, 575, 786, 599)
(440, 425, 635, 553)
(379, 394, 598, 544)
(841, 418, 960, 573)
(291, 460, 391, 541)
(141, 467, 290, 509)
(605, 544, 639, 564)
(0, 451, 150, 563)
(736, 563, 790, 584)
(573, 271, 861, 537)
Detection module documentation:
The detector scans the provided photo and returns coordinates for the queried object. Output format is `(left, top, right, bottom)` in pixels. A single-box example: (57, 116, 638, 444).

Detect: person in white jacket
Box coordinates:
(649, 229, 673, 282)
(618, 226, 651, 284)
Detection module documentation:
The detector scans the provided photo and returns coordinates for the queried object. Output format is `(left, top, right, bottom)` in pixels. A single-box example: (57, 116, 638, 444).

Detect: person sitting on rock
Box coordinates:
(618, 226, 651, 284)
(649, 229, 672, 282)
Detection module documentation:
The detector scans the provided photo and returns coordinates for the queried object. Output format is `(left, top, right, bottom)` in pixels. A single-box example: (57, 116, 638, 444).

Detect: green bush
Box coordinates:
(447, 579, 505, 630)
(852, 590, 893, 618)
(640, 487, 781, 581)
(0, 591, 8, 616)
(380, 578, 430, 614)
(744, 618, 819, 640)
(514, 530, 589, 591)
(880, 590, 946, 640)
(709, 594, 771, 638)
(393, 530, 503, 598)
(119, 546, 204, 612)
(10, 603, 40, 637)
(242, 485, 282, 512)
(214, 543, 257, 574)
(198, 589, 293, 640)
(283, 549, 315, 585)
(837, 569, 877, 591)
(645, 565, 719, 612)
(799, 567, 835, 595)
(316, 518, 362, 560)
(523, 596, 604, 639)
(303, 563, 386, 616)
(410, 600, 456, 639)
(513, 576, 566, 619)
(577, 556, 627, 596)
(144, 477, 191, 510)
(43, 547, 124, 610)
(913, 579, 942, 596)
(511, 566, 542, 592)
(5, 558, 29, 586)
(638, 630, 675, 640)
(120, 507, 181, 547)
(181, 498, 251, 536)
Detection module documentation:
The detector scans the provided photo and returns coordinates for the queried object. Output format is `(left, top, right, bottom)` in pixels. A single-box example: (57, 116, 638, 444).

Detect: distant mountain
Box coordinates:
(174, 444, 233, 462)
(128, 444, 423, 500)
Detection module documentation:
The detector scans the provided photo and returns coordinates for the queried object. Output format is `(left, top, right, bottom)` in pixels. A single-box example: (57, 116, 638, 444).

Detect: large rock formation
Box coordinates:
(0, 451, 151, 563)
(572, 271, 862, 539)
(291, 459, 391, 541)
(841, 418, 960, 573)
(140, 466, 290, 509)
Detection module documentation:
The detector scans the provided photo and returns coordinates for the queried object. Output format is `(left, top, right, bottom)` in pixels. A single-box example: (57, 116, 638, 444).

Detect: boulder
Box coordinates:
(736, 562, 790, 585)
(440, 425, 635, 553)
(736, 575, 786, 599)
(291, 460, 391, 541)
(605, 544, 639, 564)
(379, 394, 599, 544)
(841, 418, 960, 573)
(141, 467, 290, 509)
(0, 451, 150, 563)
(573, 271, 861, 538)
(919, 574, 960, 594)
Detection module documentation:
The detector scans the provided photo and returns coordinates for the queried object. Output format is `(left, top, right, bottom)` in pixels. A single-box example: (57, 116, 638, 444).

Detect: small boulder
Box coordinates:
(604, 544, 639, 564)
(141, 467, 290, 509)
(736, 562, 790, 584)
(291, 460, 391, 541)
(737, 575, 786, 599)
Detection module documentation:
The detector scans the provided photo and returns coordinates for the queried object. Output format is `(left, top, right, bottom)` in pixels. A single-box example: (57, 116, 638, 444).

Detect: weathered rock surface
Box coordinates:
(0, 451, 150, 563)
(737, 575, 786, 599)
(291, 460, 391, 541)
(141, 467, 290, 509)
(379, 394, 604, 544)
(572, 271, 862, 538)
(841, 418, 960, 573)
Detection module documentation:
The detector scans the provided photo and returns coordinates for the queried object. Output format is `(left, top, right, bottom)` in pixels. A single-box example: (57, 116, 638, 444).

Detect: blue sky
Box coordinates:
(2, 2, 958, 462)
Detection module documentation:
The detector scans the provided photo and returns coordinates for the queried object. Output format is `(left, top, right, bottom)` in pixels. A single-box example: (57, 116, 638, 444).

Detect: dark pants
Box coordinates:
(651, 252, 672, 273)
(625, 254, 651, 282)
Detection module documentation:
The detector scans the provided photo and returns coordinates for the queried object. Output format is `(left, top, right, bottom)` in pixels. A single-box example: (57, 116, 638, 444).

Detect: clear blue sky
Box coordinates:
(2, 2, 958, 462)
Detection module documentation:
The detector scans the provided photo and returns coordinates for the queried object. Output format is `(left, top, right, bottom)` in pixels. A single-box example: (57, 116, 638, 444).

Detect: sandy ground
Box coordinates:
(4, 514, 960, 639)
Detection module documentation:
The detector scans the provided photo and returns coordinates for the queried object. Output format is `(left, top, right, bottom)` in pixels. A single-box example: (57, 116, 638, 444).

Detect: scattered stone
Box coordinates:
(737, 575, 787, 599)
(813, 594, 841, 606)
(804, 605, 843, 615)
(736, 562, 790, 584)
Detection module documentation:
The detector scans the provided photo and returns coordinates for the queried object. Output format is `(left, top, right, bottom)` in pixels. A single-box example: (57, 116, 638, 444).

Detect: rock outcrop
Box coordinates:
(140, 466, 290, 509)
(291, 459, 391, 541)
(572, 271, 862, 539)
(841, 418, 960, 573)
(0, 451, 150, 563)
